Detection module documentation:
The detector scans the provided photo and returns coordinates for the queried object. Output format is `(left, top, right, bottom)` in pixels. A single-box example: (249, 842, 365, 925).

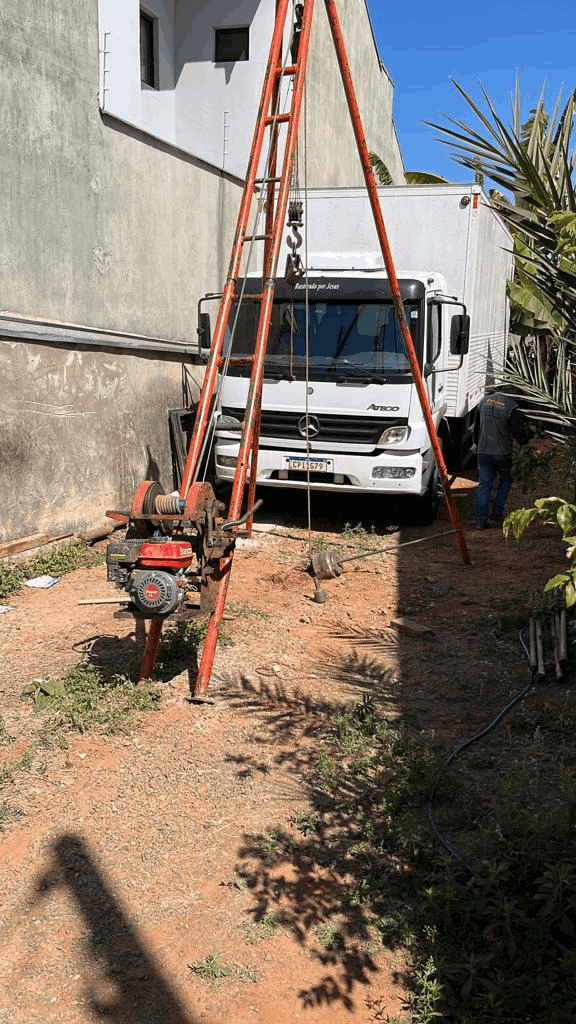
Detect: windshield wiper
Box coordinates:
(264, 370, 295, 381)
(328, 359, 385, 382)
(336, 373, 387, 385)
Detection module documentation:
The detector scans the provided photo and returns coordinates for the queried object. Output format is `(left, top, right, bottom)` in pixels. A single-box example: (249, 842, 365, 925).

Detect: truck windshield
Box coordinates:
(225, 299, 421, 381)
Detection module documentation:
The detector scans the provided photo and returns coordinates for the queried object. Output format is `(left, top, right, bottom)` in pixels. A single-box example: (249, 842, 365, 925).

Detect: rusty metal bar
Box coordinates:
(535, 618, 545, 677)
(528, 616, 537, 669)
(137, 619, 163, 683)
(177, 0, 293, 501)
(323, 0, 471, 568)
(134, 1, 294, 685)
(193, 0, 317, 698)
(264, 22, 284, 286)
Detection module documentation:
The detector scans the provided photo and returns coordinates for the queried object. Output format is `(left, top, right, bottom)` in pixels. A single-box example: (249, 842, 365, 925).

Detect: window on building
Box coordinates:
(214, 27, 249, 62)
(140, 10, 158, 88)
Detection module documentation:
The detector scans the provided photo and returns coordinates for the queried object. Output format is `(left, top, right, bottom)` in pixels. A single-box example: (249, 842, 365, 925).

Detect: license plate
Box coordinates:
(286, 457, 332, 473)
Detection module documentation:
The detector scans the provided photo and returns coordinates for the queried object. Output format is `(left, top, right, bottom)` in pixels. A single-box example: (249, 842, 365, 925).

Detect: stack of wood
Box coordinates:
(529, 590, 568, 680)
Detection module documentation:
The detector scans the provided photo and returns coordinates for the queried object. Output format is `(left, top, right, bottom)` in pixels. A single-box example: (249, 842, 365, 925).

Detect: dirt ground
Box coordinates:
(0, 478, 564, 1024)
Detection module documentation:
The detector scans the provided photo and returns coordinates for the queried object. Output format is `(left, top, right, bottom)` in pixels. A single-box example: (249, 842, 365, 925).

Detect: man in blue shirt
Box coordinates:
(475, 386, 528, 530)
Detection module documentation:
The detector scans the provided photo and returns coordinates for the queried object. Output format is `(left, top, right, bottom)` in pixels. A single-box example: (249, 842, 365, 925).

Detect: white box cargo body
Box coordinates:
(211, 184, 514, 519)
(293, 185, 514, 418)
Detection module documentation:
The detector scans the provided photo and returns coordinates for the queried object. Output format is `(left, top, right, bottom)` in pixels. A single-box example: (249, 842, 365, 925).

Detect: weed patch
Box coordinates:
(20, 661, 162, 736)
(342, 522, 379, 544)
(227, 602, 269, 620)
(188, 951, 257, 987)
(236, 669, 576, 1023)
(241, 912, 294, 945)
(0, 541, 103, 599)
(0, 802, 24, 831)
(314, 920, 344, 951)
(0, 747, 35, 792)
(187, 951, 232, 985)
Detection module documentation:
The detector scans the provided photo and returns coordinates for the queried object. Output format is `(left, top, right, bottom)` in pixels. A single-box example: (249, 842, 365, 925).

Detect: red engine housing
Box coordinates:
(138, 541, 194, 571)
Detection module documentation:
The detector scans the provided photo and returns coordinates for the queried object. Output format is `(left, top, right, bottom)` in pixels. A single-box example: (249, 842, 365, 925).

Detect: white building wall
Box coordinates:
(174, 0, 269, 174)
(98, 0, 404, 182)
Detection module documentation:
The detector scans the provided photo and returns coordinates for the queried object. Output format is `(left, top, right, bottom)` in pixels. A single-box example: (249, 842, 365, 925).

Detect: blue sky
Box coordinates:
(366, 0, 575, 181)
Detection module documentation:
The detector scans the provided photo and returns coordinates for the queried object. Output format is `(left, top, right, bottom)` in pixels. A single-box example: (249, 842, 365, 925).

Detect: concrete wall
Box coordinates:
(0, 0, 240, 544)
(0, 0, 404, 545)
(2, 0, 241, 336)
(0, 340, 202, 543)
(305, 1, 404, 186)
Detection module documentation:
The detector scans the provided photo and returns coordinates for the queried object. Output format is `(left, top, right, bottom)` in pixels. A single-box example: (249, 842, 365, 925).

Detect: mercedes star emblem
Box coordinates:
(297, 415, 320, 438)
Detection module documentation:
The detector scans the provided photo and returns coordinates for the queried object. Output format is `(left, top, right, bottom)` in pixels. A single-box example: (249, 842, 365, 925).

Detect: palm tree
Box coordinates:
(424, 80, 576, 438)
(369, 153, 448, 186)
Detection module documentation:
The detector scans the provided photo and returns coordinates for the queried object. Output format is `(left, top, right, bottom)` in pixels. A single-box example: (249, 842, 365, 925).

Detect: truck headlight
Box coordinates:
(377, 425, 411, 445)
(217, 454, 238, 467)
(215, 414, 242, 432)
(372, 466, 416, 479)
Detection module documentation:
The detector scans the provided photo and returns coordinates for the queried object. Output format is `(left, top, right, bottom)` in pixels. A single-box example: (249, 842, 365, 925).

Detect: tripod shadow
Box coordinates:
(73, 616, 199, 691)
(32, 834, 196, 1024)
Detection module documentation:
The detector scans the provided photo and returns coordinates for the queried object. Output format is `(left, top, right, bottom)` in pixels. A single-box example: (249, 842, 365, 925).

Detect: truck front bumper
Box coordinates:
(215, 443, 433, 496)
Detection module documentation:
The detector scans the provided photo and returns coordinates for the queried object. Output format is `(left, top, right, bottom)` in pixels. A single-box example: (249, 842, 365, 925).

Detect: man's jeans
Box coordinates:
(476, 454, 513, 524)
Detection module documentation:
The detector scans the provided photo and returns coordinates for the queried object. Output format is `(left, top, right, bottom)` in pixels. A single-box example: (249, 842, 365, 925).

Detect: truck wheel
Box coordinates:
(411, 445, 443, 526)
(416, 469, 442, 525)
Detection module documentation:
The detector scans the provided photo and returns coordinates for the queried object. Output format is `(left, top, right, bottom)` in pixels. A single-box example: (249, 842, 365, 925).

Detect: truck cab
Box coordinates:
(211, 258, 468, 518)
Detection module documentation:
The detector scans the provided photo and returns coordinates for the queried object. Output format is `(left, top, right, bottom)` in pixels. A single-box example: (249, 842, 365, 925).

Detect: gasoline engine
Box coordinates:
(105, 479, 254, 619)
(106, 536, 197, 615)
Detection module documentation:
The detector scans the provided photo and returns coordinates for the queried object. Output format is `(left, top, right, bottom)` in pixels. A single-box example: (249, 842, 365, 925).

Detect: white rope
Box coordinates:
(302, 65, 313, 559)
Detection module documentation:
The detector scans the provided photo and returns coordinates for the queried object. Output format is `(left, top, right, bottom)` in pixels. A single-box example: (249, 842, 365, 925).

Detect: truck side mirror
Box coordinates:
(198, 312, 212, 350)
(450, 314, 470, 356)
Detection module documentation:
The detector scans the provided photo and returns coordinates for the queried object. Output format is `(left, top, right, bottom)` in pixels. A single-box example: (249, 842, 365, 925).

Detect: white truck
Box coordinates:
(209, 184, 514, 520)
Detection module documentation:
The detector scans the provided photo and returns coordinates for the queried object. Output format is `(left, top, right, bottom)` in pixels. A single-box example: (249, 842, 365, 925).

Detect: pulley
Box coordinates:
(311, 550, 344, 580)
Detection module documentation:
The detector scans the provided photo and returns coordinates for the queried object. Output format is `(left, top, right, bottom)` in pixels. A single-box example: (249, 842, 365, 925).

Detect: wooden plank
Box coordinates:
(0, 533, 49, 558)
(0, 532, 75, 560)
(390, 617, 433, 637)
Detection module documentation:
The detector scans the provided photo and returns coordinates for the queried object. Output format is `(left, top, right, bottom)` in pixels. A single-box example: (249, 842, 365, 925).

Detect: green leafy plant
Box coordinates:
(20, 678, 65, 712)
(504, 496, 576, 603)
(291, 808, 321, 834)
(314, 921, 344, 951)
(19, 661, 162, 734)
(188, 951, 231, 984)
(342, 522, 378, 544)
(235, 665, 576, 1022)
(409, 957, 443, 1023)
(312, 534, 330, 552)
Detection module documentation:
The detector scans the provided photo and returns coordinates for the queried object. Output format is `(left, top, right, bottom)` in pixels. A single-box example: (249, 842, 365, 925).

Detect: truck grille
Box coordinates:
(221, 408, 406, 446)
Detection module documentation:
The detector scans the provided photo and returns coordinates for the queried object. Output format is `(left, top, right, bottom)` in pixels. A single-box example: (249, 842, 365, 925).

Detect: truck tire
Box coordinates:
(411, 443, 443, 526)
(417, 469, 442, 525)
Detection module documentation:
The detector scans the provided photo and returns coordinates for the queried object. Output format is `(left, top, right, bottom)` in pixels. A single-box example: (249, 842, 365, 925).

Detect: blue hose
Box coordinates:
(425, 623, 575, 956)
(427, 625, 534, 864)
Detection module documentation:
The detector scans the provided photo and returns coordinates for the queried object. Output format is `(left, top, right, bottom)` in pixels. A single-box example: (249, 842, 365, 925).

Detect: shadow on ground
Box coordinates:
(32, 835, 196, 1024)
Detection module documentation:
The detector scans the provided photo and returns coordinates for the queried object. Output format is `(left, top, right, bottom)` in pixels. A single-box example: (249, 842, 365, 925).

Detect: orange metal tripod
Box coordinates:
(137, 0, 470, 696)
